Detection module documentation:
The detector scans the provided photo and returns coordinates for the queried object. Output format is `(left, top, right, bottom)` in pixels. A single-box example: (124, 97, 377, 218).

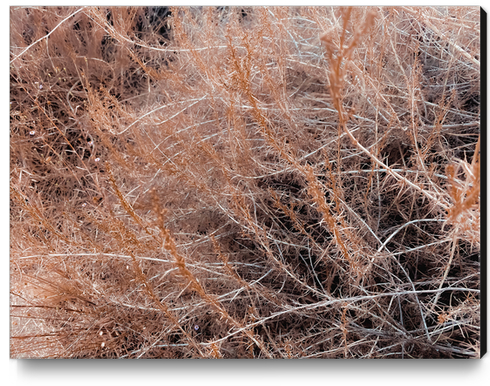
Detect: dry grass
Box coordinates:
(10, 6, 480, 358)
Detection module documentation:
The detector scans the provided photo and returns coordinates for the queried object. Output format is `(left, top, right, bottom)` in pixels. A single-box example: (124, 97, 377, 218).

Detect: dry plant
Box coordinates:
(10, 6, 481, 358)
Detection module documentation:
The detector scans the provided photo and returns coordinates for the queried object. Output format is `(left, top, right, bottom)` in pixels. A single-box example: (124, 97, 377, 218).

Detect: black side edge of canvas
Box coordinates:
(480, 5, 487, 359)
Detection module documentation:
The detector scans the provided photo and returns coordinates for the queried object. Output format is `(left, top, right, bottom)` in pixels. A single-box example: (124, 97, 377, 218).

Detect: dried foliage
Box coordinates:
(10, 6, 480, 358)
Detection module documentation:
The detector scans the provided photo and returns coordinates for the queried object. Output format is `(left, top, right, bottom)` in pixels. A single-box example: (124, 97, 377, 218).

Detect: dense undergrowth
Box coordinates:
(10, 6, 481, 358)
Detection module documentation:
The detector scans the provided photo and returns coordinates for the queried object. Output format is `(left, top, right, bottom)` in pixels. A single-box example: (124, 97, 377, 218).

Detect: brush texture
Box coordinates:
(10, 6, 480, 358)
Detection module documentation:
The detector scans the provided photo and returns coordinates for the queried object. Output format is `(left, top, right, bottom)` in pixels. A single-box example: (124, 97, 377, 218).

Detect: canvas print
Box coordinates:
(10, 6, 481, 358)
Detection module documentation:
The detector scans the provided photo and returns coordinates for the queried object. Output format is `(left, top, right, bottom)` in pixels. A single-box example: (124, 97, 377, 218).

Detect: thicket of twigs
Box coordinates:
(10, 6, 481, 358)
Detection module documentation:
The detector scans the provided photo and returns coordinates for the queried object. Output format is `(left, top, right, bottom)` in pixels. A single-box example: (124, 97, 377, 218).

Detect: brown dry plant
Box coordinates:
(10, 6, 481, 358)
